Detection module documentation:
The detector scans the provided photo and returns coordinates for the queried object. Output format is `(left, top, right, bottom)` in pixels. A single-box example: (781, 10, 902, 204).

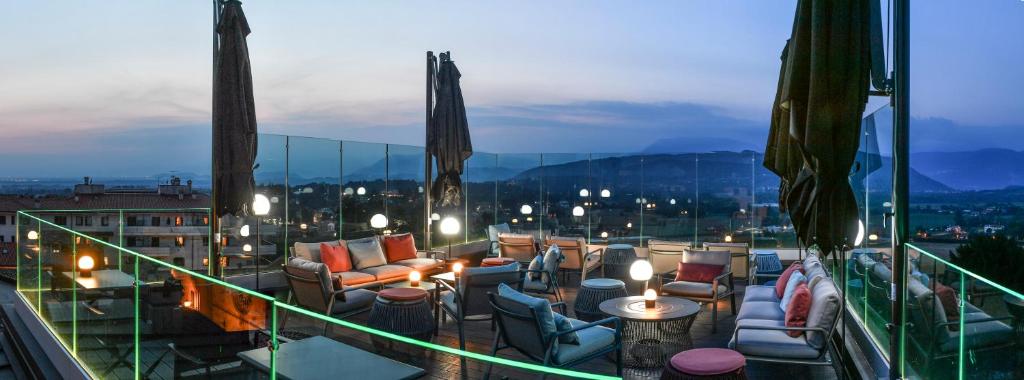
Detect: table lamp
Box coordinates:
(409, 271, 421, 287)
(644, 288, 658, 309)
(630, 259, 653, 292)
(78, 255, 95, 278)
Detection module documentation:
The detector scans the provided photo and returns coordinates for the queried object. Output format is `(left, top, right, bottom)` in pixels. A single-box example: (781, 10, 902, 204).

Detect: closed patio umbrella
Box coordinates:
(212, 0, 257, 218)
(763, 0, 874, 255)
(428, 52, 473, 208)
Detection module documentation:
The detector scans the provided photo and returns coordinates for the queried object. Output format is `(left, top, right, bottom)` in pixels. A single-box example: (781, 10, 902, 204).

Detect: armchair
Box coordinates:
(647, 239, 690, 290)
(487, 223, 512, 257)
(282, 258, 377, 336)
(436, 263, 523, 351)
(660, 248, 735, 333)
(544, 236, 602, 285)
(498, 233, 538, 263)
(486, 291, 622, 378)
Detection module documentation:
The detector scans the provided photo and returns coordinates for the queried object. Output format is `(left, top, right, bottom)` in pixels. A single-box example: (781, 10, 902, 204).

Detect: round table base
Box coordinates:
(575, 285, 628, 322)
(368, 298, 434, 354)
(620, 316, 697, 369)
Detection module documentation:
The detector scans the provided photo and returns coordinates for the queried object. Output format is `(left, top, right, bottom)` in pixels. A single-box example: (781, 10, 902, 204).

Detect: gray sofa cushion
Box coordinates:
(736, 301, 785, 321)
(662, 281, 727, 298)
(330, 288, 377, 315)
(939, 311, 1014, 353)
(804, 261, 827, 283)
(743, 285, 779, 303)
(542, 244, 563, 276)
(393, 258, 444, 272)
(729, 319, 822, 359)
(360, 264, 413, 281)
(553, 318, 616, 365)
(348, 237, 388, 270)
(293, 240, 341, 263)
(805, 278, 841, 349)
(682, 248, 731, 273)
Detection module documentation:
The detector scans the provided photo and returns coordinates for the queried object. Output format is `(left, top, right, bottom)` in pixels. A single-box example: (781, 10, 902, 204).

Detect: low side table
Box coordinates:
(575, 279, 628, 322)
(599, 296, 700, 369)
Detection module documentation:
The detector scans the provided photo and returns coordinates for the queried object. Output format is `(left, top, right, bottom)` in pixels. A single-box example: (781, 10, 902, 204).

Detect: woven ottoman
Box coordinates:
(481, 257, 518, 267)
(574, 278, 628, 322)
(368, 288, 435, 352)
(661, 348, 747, 380)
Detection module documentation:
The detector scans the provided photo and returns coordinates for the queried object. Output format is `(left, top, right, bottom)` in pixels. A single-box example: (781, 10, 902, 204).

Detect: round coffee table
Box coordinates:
(599, 296, 700, 369)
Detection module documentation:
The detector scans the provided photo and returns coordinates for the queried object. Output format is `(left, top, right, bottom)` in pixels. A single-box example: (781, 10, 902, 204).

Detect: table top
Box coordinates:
(599, 296, 700, 321)
(238, 336, 424, 380)
(62, 270, 135, 290)
(606, 244, 635, 250)
(386, 280, 437, 291)
(431, 272, 456, 283)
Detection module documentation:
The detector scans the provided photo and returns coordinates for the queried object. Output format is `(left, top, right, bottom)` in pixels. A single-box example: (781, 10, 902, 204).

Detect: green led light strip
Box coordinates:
(18, 211, 620, 380)
(907, 243, 1024, 300)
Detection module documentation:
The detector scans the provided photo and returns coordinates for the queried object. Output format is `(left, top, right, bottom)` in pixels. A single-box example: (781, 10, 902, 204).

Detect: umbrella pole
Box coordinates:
(890, 0, 910, 378)
(424, 51, 435, 250)
(210, 0, 224, 278)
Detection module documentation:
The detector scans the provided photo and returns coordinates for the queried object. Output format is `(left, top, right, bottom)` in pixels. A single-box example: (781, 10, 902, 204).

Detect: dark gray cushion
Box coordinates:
(805, 278, 840, 349)
(497, 283, 557, 340)
(287, 257, 334, 298)
(736, 301, 785, 321)
(528, 255, 544, 280)
(662, 281, 727, 298)
(348, 237, 388, 270)
(360, 264, 412, 281)
(333, 271, 376, 286)
(293, 240, 340, 263)
(542, 244, 563, 276)
(743, 285, 779, 303)
(729, 318, 821, 359)
(553, 313, 580, 344)
(330, 288, 376, 315)
(553, 318, 616, 365)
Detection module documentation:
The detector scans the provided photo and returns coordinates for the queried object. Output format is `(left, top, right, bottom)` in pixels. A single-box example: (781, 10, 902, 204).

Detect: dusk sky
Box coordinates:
(0, 1, 1021, 178)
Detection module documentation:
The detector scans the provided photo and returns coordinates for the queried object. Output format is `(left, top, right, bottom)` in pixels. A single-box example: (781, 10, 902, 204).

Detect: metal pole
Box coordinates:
(424, 51, 435, 250)
(210, 0, 223, 277)
(890, 0, 910, 378)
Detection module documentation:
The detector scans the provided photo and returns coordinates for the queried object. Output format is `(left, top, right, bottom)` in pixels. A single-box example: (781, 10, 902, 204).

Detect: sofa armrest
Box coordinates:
(417, 250, 444, 259)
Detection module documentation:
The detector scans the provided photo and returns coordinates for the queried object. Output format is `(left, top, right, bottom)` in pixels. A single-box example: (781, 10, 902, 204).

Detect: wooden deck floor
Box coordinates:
(281, 277, 842, 380)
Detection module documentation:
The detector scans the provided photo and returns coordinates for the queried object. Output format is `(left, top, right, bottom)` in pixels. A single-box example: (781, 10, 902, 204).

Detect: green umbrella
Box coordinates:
(763, 0, 875, 255)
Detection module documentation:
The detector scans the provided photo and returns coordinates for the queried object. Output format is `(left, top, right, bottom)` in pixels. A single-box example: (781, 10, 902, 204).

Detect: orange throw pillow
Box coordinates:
(775, 263, 804, 298)
(784, 283, 811, 337)
(381, 233, 418, 262)
(320, 242, 352, 273)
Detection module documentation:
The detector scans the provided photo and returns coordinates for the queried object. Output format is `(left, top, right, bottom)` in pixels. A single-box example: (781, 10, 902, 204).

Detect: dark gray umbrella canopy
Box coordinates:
(213, 0, 257, 217)
(763, 0, 873, 255)
(428, 53, 473, 208)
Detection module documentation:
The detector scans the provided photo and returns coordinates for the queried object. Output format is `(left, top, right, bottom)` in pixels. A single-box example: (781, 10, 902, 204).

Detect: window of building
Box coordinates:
(126, 216, 138, 226)
(175, 216, 183, 226)
(151, 237, 160, 247)
(175, 236, 185, 247)
(100, 216, 109, 226)
(75, 216, 92, 226)
(202, 237, 209, 247)
(54, 216, 67, 226)
(0, 215, 6, 225)
(0, 236, 5, 242)
(151, 217, 160, 227)
(126, 237, 137, 247)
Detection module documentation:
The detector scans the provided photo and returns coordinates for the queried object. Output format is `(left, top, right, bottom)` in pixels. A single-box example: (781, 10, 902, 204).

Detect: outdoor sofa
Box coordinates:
(290, 233, 445, 288)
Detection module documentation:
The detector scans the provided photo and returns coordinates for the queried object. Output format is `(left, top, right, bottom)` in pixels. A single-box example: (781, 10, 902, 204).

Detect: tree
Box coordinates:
(950, 234, 1024, 293)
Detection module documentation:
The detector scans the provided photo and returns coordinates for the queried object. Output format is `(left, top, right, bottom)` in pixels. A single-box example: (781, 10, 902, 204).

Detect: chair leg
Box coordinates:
(458, 320, 466, 351)
(615, 347, 623, 376)
(483, 331, 501, 380)
(711, 301, 719, 334)
(730, 293, 737, 315)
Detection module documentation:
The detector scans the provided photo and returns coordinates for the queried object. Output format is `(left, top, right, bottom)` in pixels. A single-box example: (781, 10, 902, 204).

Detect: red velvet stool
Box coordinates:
(660, 348, 747, 380)
(369, 288, 434, 351)
(481, 257, 517, 267)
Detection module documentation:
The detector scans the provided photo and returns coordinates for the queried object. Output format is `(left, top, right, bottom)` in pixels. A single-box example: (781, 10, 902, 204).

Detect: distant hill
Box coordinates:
(912, 149, 1024, 191)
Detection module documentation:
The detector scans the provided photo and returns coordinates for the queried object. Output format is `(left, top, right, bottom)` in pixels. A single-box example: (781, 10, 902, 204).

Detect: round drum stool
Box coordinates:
(660, 348, 747, 380)
(368, 288, 435, 352)
(481, 257, 517, 267)
(574, 278, 628, 322)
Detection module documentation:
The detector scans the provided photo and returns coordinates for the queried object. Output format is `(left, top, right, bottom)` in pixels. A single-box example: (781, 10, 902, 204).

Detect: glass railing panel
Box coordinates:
(136, 255, 275, 379)
(587, 153, 643, 246)
(540, 153, 592, 242)
(386, 144, 426, 248)
(640, 152, 698, 247)
(464, 152, 497, 246)
(342, 141, 388, 240)
(495, 154, 543, 239)
(35, 216, 78, 352)
(254, 133, 289, 274)
(17, 212, 43, 312)
(72, 235, 136, 379)
(288, 136, 342, 246)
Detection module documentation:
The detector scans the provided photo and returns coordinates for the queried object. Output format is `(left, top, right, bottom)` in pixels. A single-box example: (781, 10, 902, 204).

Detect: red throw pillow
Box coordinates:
(933, 281, 960, 331)
(784, 283, 811, 337)
(381, 233, 418, 262)
(776, 263, 804, 298)
(320, 242, 352, 273)
(675, 262, 724, 283)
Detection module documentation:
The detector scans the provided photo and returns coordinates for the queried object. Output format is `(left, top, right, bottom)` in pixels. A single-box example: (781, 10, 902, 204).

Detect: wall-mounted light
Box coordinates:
(579, 189, 590, 197)
(601, 189, 611, 198)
